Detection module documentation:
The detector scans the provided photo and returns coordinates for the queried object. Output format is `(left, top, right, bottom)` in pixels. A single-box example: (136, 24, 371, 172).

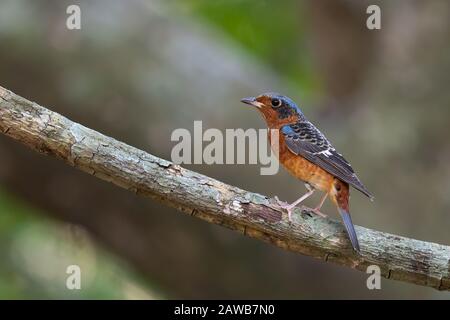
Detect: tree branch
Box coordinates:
(0, 85, 449, 291)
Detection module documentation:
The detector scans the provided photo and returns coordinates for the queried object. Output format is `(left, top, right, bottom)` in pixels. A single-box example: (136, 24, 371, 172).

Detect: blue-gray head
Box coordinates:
(241, 92, 304, 127)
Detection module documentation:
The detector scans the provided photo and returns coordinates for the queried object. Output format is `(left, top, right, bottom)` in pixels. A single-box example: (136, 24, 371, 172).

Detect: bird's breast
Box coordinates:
(269, 129, 334, 192)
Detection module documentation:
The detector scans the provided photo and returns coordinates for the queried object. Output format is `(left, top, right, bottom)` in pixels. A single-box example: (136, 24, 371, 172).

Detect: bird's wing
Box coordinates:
(281, 122, 373, 199)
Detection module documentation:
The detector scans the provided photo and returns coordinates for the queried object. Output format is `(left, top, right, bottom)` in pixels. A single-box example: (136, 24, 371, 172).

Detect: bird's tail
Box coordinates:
(331, 180, 360, 252)
(338, 207, 360, 252)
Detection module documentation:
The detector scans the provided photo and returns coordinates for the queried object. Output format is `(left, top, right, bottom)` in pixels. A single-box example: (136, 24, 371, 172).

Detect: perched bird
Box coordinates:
(241, 93, 373, 252)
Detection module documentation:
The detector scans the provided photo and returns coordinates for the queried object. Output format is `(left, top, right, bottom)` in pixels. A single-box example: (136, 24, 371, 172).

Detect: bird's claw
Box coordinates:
(274, 196, 294, 222)
(312, 207, 327, 218)
(274, 196, 288, 207)
(274, 196, 326, 222)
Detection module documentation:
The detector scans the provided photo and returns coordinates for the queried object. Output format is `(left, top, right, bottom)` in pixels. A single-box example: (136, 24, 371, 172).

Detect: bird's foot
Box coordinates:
(274, 196, 326, 222)
(311, 207, 327, 218)
(274, 196, 295, 222)
(274, 196, 288, 207)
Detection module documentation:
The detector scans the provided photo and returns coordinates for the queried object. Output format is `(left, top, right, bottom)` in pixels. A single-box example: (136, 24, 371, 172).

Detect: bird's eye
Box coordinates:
(271, 98, 282, 108)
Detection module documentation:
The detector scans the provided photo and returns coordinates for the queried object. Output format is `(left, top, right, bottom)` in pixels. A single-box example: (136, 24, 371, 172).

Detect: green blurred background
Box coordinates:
(0, 0, 449, 299)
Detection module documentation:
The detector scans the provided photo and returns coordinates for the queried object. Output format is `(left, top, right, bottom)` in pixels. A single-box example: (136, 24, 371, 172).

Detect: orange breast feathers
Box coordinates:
(269, 129, 335, 193)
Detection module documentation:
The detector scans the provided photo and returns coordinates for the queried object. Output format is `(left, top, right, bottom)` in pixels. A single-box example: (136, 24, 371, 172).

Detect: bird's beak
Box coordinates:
(240, 96, 263, 108)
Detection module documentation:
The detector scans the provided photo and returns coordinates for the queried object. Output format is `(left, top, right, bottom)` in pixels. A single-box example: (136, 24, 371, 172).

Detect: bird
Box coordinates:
(241, 92, 373, 252)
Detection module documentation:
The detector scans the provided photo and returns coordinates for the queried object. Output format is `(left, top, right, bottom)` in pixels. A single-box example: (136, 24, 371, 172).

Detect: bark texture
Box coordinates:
(0, 85, 449, 291)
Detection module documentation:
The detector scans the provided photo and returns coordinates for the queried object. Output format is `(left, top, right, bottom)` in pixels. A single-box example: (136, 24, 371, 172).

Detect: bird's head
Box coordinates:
(241, 93, 304, 128)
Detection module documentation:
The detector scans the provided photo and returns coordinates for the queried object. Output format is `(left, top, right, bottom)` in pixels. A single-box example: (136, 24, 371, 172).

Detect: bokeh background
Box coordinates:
(0, 0, 449, 299)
